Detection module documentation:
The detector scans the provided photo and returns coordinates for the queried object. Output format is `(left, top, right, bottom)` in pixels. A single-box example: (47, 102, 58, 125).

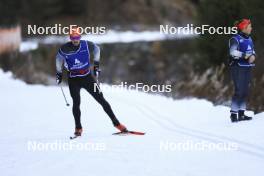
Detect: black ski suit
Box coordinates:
(56, 41, 120, 129)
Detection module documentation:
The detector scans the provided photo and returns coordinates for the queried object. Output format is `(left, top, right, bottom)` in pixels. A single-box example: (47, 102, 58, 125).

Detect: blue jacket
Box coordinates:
(58, 40, 90, 77)
(229, 32, 255, 67)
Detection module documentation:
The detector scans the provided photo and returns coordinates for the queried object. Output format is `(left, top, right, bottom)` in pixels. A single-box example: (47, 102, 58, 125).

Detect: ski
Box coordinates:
(112, 131, 145, 136)
(69, 135, 80, 140)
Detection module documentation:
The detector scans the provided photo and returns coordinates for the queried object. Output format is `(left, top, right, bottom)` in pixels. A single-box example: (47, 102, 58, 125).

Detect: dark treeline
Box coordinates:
(0, 0, 87, 25)
(0, 0, 195, 29)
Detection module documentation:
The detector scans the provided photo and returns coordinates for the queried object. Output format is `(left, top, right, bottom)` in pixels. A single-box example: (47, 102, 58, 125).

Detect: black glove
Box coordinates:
(93, 61, 101, 76)
(56, 72, 62, 84)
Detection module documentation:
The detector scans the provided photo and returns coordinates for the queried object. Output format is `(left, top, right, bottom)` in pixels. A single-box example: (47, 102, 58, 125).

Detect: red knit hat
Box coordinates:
(236, 19, 251, 30)
(69, 26, 81, 40)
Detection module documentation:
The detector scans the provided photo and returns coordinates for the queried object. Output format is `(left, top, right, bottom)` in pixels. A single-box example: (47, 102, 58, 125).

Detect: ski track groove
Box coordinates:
(111, 95, 264, 159)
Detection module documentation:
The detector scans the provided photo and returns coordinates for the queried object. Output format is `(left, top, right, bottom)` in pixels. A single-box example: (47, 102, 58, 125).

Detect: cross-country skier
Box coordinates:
(55, 26, 127, 136)
(228, 19, 256, 122)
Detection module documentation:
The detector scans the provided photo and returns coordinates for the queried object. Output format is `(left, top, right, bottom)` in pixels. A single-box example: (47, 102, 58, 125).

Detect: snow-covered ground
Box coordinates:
(1, 70, 264, 176)
(20, 30, 194, 52)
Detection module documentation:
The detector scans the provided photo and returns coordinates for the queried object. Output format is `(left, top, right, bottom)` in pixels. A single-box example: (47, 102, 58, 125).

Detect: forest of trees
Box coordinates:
(0, 0, 195, 29)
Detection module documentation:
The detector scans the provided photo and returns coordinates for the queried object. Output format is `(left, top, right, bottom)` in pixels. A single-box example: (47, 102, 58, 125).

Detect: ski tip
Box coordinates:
(130, 131, 145, 135)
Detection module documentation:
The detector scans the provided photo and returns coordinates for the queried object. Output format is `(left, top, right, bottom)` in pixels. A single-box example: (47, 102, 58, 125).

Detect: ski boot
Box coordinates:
(238, 110, 252, 121)
(74, 128, 83, 136)
(115, 124, 128, 132)
(230, 113, 238, 123)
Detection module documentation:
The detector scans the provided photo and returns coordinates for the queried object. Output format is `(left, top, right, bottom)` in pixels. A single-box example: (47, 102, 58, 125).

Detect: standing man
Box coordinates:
(228, 19, 256, 122)
(56, 26, 127, 136)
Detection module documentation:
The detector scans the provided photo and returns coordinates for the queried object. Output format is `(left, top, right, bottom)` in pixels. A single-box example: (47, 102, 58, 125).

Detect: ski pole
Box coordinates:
(95, 71, 102, 93)
(96, 72, 99, 85)
(60, 85, 70, 106)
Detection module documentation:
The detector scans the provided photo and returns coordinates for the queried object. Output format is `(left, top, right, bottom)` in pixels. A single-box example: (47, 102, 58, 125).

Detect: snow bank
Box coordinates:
(20, 30, 194, 52)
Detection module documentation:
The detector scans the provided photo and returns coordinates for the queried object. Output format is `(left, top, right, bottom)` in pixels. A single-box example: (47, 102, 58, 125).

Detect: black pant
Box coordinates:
(68, 73, 120, 129)
(230, 66, 252, 112)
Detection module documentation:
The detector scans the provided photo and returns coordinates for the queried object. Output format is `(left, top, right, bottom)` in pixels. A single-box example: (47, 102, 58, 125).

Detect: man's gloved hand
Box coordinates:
(56, 72, 62, 84)
(248, 55, 256, 63)
(93, 61, 101, 76)
(245, 54, 251, 59)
